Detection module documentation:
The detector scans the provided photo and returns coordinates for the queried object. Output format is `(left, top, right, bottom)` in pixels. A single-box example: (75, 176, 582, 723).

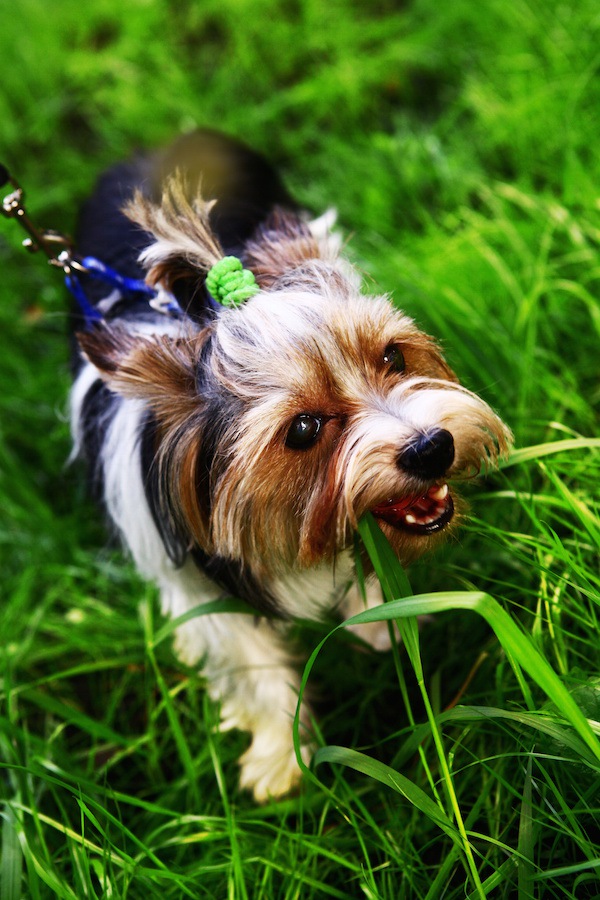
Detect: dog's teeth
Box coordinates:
(429, 483, 449, 501)
(404, 513, 417, 525)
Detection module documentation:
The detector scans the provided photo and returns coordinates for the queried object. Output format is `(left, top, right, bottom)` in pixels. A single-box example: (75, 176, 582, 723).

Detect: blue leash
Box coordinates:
(66, 256, 185, 326)
(65, 271, 104, 324)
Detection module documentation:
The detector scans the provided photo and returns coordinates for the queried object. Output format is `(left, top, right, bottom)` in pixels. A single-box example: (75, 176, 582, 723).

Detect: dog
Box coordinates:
(69, 130, 510, 801)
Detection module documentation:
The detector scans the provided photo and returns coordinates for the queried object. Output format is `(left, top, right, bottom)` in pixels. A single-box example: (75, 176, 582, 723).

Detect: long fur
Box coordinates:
(71, 131, 511, 801)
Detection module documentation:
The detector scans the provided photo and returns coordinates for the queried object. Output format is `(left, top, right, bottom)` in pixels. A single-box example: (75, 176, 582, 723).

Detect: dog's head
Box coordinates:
(79, 177, 511, 580)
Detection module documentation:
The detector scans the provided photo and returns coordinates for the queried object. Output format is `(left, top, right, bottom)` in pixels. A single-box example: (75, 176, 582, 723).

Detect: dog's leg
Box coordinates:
(159, 564, 312, 802)
(201, 615, 312, 802)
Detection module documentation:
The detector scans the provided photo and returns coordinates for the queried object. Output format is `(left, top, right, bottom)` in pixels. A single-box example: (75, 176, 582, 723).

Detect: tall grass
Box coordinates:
(1, 0, 599, 896)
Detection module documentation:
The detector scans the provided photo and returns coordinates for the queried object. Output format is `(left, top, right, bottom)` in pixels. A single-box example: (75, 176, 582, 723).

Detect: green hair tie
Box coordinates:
(206, 256, 259, 308)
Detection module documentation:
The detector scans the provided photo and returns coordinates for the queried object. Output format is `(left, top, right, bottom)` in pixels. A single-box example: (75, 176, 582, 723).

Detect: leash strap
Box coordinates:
(71, 256, 185, 325)
(1, 164, 184, 327)
(64, 272, 104, 324)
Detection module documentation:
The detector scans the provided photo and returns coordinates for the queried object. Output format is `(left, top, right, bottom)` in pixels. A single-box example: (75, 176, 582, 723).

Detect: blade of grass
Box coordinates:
(204, 695, 249, 900)
(312, 745, 461, 845)
(358, 515, 486, 897)
(1, 807, 22, 900)
(357, 515, 447, 811)
(517, 755, 535, 900)
(392, 705, 599, 769)
(338, 592, 600, 761)
(18, 689, 126, 745)
(502, 438, 600, 469)
(538, 461, 600, 547)
(141, 600, 201, 809)
(151, 597, 254, 649)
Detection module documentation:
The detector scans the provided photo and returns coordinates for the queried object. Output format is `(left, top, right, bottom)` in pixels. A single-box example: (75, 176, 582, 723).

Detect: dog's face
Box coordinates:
(79, 180, 510, 581)
(206, 284, 508, 572)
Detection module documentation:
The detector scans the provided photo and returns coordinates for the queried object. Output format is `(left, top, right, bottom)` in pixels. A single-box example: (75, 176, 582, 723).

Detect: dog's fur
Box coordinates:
(70, 130, 510, 801)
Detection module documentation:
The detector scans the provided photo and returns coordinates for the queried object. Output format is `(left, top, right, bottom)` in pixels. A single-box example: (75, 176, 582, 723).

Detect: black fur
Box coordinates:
(78, 379, 120, 500)
(75, 157, 154, 310)
(191, 546, 280, 617)
(74, 129, 299, 327)
(139, 412, 187, 568)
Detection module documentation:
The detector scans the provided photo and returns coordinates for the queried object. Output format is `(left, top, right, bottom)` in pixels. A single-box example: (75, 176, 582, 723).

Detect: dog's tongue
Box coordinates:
(372, 484, 454, 534)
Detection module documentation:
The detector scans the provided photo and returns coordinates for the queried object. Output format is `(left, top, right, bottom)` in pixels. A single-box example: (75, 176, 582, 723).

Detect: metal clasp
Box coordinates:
(1, 164, 85, 274)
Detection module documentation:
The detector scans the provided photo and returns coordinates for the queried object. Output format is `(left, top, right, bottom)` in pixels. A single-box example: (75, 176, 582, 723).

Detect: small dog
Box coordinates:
(70, 130, 510, 801)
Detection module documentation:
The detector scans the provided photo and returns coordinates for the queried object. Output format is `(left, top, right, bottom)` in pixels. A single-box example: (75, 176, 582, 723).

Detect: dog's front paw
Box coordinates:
(238, 730, 313, 802)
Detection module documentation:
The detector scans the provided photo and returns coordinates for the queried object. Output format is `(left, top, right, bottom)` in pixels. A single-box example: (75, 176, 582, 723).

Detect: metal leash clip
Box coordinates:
(0, 163, 87, 276)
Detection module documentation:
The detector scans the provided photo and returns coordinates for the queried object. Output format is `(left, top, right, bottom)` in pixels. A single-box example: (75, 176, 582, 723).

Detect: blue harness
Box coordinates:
(65, 255, 184, 325)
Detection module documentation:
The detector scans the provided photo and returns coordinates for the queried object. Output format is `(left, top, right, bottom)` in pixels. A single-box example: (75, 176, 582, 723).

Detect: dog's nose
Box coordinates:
(397, 429, 455, 479)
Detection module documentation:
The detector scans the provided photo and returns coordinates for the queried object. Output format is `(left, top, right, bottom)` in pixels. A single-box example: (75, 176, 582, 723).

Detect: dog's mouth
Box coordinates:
(371, 483, 454, 535)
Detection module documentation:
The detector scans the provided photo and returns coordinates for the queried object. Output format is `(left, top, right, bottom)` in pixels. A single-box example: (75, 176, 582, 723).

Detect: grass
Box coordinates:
(1, 0, 599, 896)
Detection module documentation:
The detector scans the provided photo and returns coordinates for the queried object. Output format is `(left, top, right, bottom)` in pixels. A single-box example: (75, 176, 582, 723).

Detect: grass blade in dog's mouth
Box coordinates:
(371, 483, 454, 534)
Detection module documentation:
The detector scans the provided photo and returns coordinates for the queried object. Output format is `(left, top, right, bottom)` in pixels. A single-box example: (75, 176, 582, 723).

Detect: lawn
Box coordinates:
(1, 0, 599, 897)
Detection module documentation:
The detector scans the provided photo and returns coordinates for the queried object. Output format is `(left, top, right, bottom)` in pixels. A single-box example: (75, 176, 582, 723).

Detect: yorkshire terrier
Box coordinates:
(70, 130, 510, 801)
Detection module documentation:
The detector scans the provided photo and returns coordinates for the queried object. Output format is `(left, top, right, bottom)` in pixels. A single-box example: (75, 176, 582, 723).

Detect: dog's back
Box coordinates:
(75, 129, 298, 320)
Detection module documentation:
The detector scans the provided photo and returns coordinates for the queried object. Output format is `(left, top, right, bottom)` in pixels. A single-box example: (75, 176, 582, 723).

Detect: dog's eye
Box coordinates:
(383, 343, 406, 374)
(286, 414, 323, 449)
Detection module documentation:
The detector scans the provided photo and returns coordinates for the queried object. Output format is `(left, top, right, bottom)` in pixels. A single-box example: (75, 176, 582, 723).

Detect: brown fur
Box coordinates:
(125, 175, 224, 289)
(79, 324, 215, 549)
(243, 209, 326, 288)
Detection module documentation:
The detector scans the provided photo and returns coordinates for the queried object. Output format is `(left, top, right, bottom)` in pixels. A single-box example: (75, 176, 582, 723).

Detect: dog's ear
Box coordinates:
(77, 325, 211, 548)
(78, 323, 214, 550)
(243, 208, 342, 289)
(125, 174, 224, 291)
(77, 324, 207, 424)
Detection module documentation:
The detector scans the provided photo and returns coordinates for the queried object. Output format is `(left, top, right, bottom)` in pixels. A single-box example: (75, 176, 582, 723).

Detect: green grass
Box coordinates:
(1, 0, 600, 896)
